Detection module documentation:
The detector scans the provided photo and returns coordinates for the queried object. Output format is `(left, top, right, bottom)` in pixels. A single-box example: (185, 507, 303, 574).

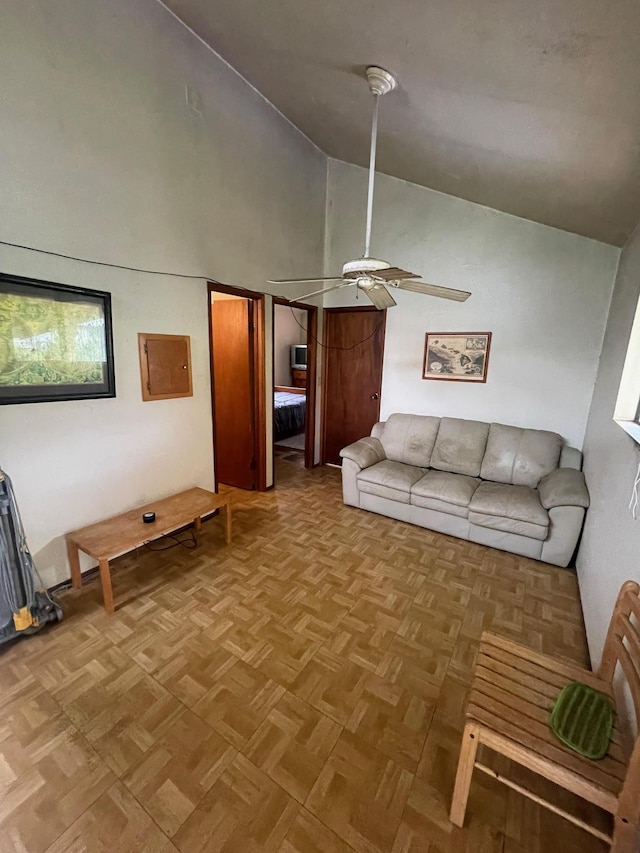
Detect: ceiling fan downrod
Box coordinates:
(363, 66, 397, 259)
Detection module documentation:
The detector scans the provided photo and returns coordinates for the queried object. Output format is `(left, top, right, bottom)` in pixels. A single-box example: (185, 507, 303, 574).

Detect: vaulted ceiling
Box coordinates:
(162, 0, 640, 246)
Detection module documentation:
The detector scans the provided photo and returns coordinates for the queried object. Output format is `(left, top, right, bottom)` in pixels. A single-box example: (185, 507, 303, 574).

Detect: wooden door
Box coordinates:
(322, 307, 386, 465)
(211, 298, 255, 489)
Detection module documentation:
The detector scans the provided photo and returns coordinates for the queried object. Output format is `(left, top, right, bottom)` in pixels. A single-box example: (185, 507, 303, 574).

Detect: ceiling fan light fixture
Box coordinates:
(356, 276, 375, 289)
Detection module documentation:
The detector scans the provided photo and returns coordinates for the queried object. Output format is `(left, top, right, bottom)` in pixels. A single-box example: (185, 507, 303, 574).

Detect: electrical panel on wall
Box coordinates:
(138, 333, 193, 401)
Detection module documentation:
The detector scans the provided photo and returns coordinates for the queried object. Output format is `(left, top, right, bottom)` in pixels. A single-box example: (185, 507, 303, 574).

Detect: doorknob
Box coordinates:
(371, 392, 379, 400)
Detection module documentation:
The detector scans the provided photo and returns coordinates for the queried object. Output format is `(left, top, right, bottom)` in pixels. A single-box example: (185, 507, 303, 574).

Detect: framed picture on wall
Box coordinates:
(423, 332, 492, 383)
(0, 273, 115, 404)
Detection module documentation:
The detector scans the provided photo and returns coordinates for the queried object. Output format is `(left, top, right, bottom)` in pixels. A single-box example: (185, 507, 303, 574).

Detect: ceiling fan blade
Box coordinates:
(374, 267, 419, 282)
(365, 284, 396, 310)
(289, 281, 352, 302)
(391, 280, 471, 302)
(268, 276, 344, 284)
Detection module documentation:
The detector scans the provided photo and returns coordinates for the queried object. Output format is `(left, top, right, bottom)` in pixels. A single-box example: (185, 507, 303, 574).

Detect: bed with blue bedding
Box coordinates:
(274, 390, 306, 442)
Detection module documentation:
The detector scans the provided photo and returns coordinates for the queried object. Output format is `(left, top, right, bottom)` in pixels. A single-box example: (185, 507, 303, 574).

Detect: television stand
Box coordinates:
(291, 368, 307, 388)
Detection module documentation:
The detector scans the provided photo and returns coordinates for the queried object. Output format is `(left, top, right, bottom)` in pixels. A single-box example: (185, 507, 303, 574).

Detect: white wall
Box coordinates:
(0, 0, 326, 586)
(577, 223, 640, 671)
(274, 305, 305, 386)
(324, 160, 619, 448)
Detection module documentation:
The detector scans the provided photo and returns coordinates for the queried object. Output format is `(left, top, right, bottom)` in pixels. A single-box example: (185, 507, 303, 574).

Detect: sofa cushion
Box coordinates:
(411, 470, 481, 507)
(380, 414, 441, 467)
(469, 512, 549, 541)
(411, 470, 481, 518)
(411, 495, 470, 518)
(469, 481, 549, 541)
(430, 417, 490, 477)
(480, 423, 563, 488)
(357, 460, 425, 504)
(469, 480, 548, 533)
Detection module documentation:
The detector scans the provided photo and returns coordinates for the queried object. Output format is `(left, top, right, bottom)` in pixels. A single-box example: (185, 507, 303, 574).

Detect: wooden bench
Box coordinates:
(450, 580, 640, 851)
(65, 487, 231, 615)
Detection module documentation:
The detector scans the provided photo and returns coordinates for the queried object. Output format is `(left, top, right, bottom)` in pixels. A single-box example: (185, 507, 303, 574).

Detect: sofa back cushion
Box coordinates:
(430, 417, 490, 477)
(380, 414, 441, 467)
(480, 423, 563, 488)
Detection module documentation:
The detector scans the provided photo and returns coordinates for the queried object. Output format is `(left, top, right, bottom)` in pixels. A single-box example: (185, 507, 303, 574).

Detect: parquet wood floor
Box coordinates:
(0, 452, 608, 852)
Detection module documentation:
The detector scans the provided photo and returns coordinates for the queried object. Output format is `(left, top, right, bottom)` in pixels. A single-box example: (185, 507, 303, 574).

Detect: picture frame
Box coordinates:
(0, 273, 115, 405)
(423, 332, 492, 383)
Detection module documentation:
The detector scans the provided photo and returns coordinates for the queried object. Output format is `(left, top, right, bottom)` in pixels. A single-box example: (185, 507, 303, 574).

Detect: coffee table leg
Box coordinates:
(223, 502, 232, 544)
(66, 538, 83, 589)
(194, 516, 201, 544)
(98, 559, 115, 615)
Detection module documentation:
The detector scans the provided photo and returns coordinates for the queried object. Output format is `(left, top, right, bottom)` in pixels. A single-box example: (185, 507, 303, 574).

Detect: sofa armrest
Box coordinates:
(559, 445, 582, 470)
(339, 437, 386, 470)
(538, 468, 590, 510)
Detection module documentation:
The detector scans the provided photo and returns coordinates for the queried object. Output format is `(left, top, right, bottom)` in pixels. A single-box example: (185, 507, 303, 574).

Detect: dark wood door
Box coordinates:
(211, 298, 255, 489)
(322, 307, 386, 465)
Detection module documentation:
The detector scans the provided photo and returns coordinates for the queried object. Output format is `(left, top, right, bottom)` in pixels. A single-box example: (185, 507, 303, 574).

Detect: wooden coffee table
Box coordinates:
(65, 487, 231, 615)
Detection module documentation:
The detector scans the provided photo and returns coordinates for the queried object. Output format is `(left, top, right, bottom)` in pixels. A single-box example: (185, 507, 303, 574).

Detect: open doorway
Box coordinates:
(272, 298, 317, 473)
(209, 283, 266, 491)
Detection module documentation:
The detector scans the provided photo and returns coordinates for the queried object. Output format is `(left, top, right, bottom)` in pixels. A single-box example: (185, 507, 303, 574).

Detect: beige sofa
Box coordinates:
(339, 414, 590, 567)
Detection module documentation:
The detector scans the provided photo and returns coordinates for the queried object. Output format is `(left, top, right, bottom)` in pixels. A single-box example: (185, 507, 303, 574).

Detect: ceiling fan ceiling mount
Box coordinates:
(365, 66, 397, 98)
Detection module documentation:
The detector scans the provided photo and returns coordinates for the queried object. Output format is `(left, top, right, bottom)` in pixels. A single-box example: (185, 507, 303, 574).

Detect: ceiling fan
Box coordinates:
(268, 66, 471, 309)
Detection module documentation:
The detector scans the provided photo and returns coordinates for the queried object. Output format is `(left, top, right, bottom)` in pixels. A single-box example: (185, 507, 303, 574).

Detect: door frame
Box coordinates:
(320, 306, 386, 465)
(208, 281, 267, 492)
(272, 296, 318, 470)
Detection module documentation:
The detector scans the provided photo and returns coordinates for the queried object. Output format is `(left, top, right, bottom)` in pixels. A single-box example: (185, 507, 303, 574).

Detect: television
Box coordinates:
(290, 344, 307, 370)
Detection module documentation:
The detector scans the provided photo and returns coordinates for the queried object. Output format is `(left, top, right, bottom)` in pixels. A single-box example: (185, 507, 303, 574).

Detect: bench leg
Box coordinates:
(450, 722, 480, 828)
(611, 815, 637, 853)
(194, 516, 201, 544)
(99, 558, 114, 615)
(66, 538, 83, 589)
